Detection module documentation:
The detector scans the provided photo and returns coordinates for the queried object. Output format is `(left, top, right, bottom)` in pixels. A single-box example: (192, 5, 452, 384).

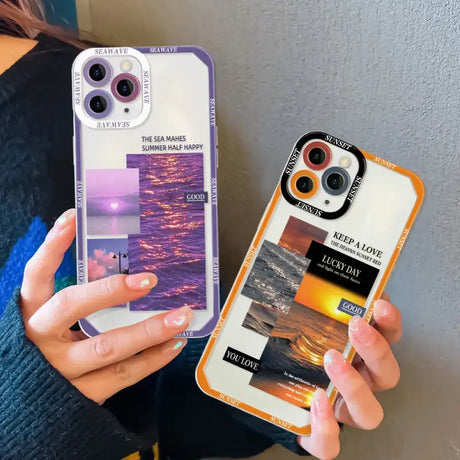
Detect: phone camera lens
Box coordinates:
(303, 142, 332, 170)
(85, 90, 112, 118)
(116, 79, 135, 97)
(308, 148, 326, 165)
(111, 73, 140, 102)
(322, 167, 350, 195)
(326, 173, 344, 190)
(296, 176, 314, 194)
(89, 95, 108, 113)
(84, 59, 112, 86)
(89, 63, 106, 82)
(291, 170, 318, 199)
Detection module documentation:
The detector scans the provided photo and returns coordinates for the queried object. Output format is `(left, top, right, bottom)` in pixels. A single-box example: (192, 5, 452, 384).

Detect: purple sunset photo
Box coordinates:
(86, 168, 140, 235)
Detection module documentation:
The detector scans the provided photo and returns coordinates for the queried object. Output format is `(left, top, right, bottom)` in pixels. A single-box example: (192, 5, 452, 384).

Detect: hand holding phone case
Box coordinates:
(196, 132, 424, 434)
(72, 46, 219, 337)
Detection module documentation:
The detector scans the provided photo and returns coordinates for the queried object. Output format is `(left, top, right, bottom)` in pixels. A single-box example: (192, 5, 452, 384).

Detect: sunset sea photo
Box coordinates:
(127, 153, 206, 311)
(86, 168, 140, 235)
(250, 301, 349, 408)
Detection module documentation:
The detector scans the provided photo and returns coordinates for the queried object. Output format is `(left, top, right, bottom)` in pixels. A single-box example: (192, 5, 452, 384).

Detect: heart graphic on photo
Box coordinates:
(110, 202, 119, 210)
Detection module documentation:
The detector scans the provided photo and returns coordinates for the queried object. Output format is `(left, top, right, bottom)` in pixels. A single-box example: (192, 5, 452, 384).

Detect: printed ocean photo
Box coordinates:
(278, 216, 328, 256)
(241, 240, 310, 314)
(242, 301, 278, 337)
(295, 272, 366, 325)
(249, 301, 349, 409)
(127, 153, 206, 311)
(86, 169, 140, 235)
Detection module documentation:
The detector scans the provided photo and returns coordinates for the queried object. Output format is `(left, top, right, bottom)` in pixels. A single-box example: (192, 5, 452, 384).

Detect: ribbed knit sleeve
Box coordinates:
(0, 288, 149, 460)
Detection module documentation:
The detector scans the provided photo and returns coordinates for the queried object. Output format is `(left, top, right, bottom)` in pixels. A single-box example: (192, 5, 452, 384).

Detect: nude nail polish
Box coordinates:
(312, 389, 330, 417)
(164, 339, 187, 354)
(125, 273, 157, 290)
(173, 340, 184, 350)
(324, 349, 347, 371)
(349, 316, 373, 344)
(54, 209, 75, 228)
(381, 303, 396, 321)
(164, 307, 193, 328)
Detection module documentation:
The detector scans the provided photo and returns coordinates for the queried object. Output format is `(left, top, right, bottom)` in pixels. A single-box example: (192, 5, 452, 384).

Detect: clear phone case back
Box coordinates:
(197, 132, 423, 434)
(72, 46, 219, 338)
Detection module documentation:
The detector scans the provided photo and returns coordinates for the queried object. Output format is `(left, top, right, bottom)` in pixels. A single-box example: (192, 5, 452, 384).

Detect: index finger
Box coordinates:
(63, 306, 194, 378)
(28, 272, 157, 336)
(21, 209, 76, 320)
(372, 299, 402, 344)
(298, 389, 341, 460)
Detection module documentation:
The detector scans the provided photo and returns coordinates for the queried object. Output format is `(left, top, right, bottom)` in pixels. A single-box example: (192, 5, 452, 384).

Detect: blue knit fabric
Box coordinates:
(0, 218, 76, 317)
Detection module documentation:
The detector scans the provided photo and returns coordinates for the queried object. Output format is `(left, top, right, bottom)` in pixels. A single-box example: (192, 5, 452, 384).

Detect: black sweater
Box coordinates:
(0, 34, 307, 459)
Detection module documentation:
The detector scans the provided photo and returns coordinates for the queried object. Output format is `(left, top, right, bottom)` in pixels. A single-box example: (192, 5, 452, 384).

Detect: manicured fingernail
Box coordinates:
(46, 210, 76, 241)
(324, 349, 347, 372)
(381, 302, 396, 321)
(164, 306, 194, 328)
(164, 339, 187, 354)
(125, 273, 157, 291)
(140, 279, 150, 288)
(349, 316, 374, 344)
(54, 209, 75, 228)
(173, 340, 184, 350)
(312, 389, 332, 418)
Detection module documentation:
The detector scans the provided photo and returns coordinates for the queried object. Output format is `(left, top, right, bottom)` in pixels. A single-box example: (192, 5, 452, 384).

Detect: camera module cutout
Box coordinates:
(75, 48, 150, 127)
(282, 134, 366, 218)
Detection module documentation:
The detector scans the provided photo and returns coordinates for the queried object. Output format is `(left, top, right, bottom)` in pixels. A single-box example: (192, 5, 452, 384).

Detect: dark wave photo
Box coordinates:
(250, 302, 348, 409)
(241, 240, 310, 314)
(242, 301, 278, 337)
(127, 153, 206, 311)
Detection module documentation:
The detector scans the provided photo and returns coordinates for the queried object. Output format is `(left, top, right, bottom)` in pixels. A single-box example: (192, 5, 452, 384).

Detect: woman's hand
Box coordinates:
(298, 294, 402, 460)
(20, 209, 193, 405)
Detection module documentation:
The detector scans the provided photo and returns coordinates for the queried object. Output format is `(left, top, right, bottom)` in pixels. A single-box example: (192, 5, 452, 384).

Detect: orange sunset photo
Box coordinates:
(278, 216, 327, 255)
(295, 273, 366, 325)
(250, 301, 349, 409)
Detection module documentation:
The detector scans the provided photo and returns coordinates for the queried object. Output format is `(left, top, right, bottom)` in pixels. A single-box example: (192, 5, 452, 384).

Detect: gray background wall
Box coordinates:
(77, 1, 459, 458)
